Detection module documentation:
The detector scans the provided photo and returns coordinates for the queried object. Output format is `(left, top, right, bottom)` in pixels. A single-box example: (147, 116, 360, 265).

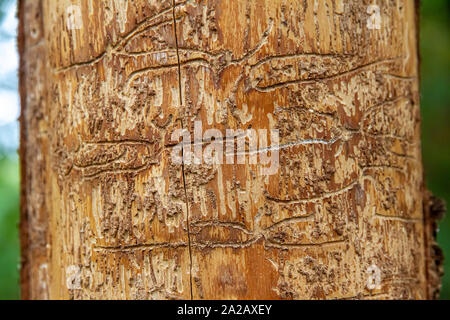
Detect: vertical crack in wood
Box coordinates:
(172, 0, 193, 300)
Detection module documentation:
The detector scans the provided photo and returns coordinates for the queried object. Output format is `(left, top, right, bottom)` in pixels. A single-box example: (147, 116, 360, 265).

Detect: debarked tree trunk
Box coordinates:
(19, 0, 443, 299)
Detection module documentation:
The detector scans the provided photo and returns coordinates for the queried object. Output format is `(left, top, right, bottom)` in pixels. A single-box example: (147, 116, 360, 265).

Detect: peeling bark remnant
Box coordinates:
(19, 0, 442, 299)
(423, 192, 445, 299)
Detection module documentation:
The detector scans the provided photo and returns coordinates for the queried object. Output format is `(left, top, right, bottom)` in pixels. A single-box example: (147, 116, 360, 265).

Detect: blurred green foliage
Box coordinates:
(0, 154, 19, 299)
(420, 0, 450, 300)
(0, 0, 448, 300)
(0, 0, 19, 300)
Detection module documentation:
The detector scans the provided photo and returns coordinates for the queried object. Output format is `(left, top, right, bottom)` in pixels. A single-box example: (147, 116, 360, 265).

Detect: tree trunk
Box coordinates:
(19, 0, 443, 300)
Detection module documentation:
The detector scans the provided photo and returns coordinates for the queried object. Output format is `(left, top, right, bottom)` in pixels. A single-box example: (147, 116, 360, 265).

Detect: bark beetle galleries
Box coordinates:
(19, 0, 443, 299)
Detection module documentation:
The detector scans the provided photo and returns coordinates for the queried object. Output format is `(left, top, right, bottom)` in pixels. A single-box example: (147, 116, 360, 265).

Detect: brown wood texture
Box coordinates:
(19, 0, 439, 299)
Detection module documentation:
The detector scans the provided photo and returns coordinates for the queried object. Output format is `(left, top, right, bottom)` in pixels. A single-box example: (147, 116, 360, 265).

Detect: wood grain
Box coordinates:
(19, 0, 436, 299)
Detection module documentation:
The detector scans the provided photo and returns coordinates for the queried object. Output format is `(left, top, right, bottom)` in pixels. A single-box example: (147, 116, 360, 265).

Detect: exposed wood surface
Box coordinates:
(19, 0, 437, 299)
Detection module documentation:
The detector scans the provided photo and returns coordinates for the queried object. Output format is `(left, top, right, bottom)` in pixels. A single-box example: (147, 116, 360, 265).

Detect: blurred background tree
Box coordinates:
(0, 0, 448, 299)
